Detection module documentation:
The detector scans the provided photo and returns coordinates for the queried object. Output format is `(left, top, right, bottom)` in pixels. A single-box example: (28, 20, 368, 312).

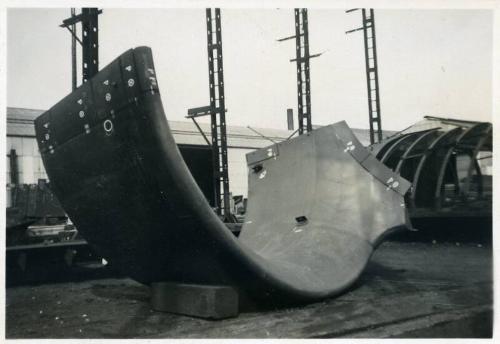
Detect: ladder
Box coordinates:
(206, 8, 231, 219)
(346, 8, 383, 144)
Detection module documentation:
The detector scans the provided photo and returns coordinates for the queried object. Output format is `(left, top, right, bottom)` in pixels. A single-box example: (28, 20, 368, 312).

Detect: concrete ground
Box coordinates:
(5, 241, 492, 338)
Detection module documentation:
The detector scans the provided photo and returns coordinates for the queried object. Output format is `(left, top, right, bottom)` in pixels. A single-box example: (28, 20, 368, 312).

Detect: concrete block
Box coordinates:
(150, 282, 239, 319)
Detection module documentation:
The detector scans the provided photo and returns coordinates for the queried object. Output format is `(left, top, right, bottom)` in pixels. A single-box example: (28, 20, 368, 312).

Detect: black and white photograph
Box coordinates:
(2, 0, 496, 339)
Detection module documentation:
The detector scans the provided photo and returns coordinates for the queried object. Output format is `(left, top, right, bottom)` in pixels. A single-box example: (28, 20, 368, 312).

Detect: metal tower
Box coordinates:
(346, 8, 383, 144)
(61, 8, 102, 88)
(187, 8, 231, 220)
(278, 9, 322, 135)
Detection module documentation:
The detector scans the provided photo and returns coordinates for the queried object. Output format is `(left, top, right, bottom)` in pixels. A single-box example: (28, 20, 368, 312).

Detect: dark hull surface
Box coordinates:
(35, 47, 410, 303)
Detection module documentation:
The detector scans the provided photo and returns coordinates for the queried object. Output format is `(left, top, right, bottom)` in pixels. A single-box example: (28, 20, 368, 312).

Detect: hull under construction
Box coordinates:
(35, 47, 410, 303)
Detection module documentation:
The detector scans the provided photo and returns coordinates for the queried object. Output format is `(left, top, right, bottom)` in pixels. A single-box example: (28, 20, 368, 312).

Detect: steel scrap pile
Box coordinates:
(33, 47, 490, 304)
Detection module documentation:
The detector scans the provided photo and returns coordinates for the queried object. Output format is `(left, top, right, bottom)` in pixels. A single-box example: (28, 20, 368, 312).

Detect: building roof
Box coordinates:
(7, 107, 45, 137)
(7, 107, 383, 148)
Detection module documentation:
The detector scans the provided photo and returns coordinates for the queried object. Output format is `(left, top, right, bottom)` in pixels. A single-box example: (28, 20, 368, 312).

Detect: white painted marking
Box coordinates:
(103, 120, 113, 133)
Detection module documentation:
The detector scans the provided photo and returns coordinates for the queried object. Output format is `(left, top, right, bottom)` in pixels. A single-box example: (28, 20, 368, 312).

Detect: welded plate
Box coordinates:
(35, 47, 410, 304)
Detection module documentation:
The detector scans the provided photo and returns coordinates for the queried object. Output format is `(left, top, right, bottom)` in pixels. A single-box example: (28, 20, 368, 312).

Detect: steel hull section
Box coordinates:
(35, 47, 410, 302)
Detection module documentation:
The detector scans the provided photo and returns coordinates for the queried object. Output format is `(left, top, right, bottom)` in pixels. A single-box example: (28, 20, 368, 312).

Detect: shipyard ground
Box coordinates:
(6, 236, 492, 338)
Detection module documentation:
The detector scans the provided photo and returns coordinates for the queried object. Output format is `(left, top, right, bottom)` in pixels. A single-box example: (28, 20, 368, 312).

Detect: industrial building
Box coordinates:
(7, 106, 377, 200)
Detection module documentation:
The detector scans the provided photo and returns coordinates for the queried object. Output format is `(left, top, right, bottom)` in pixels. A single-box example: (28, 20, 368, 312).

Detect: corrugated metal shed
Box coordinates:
(7, 107, 381, 147)
(6, 107, 293, 147)
(6, 107, 391, 196)
(7, 108, 44, 137)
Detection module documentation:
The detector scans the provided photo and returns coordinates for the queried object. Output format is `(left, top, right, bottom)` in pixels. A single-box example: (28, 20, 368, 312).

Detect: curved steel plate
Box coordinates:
(35, 47, 409, 302)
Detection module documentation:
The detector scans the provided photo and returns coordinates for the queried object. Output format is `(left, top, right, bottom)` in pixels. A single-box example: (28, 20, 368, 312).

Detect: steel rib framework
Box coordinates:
(372, 117, 492, 219)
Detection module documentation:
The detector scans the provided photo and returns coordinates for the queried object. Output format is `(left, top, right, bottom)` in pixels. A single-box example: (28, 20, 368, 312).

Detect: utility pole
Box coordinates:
(346, 8, 383, 144)
(70, 8, 77, 91)
(278, 9, 323, 135)
(8, 149, 19, 185)
(61, 8, 102, 87)
(187, 8, 231, 221)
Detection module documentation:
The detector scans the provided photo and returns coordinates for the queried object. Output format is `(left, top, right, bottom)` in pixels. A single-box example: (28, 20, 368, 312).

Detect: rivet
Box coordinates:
(105, 93, 111, 102)
(128, 79, 135, 87)
(79, 111, 85, 118)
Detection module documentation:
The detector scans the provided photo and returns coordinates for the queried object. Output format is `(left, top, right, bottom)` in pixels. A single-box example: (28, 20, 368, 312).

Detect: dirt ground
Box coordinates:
(5, 241, 492, 338)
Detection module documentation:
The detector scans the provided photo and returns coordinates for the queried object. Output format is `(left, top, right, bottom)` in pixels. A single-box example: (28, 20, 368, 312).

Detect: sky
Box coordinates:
(6, 7, 493, 131)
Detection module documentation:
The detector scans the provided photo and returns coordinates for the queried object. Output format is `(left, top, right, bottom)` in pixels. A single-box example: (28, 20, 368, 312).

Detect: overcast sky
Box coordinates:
(7, 8, 492, 131)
